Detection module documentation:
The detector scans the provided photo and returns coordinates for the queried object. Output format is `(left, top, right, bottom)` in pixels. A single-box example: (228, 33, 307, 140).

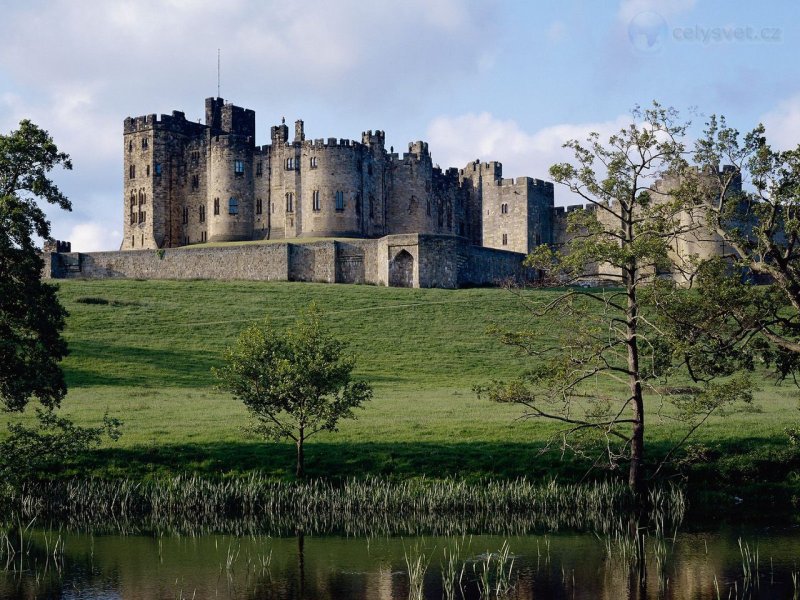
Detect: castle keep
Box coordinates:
(122, 97, 554, 256)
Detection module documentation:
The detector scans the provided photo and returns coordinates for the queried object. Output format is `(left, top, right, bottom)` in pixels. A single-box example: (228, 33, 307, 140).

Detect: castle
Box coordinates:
(122, 97, 555, 256)
(42, 97, 731, 288)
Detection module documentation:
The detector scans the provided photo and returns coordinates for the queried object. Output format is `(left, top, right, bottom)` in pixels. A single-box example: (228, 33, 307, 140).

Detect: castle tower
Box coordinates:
(206, 100, 256, 242)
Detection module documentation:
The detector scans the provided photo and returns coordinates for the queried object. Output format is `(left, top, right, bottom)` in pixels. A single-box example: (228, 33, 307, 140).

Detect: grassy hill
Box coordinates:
(9, 279, 798, 502)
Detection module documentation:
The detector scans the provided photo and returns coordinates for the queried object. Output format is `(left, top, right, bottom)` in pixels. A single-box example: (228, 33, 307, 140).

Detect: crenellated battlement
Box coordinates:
(552, 203, 598, 217)
(124, 111, 207, 135)
(361, 129, 386, 147)
(43, 239, 71, 253)
(408, 141, 429, 156)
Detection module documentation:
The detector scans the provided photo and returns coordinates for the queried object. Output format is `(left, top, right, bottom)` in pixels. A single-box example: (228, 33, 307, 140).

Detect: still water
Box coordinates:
(2, 528, 799, 599)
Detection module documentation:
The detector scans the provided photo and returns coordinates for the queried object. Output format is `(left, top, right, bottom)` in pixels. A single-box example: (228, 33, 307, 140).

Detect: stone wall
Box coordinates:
(464, 245, 532, 286)
(46, 234, 532, 289)
(50, 244, 290, 281)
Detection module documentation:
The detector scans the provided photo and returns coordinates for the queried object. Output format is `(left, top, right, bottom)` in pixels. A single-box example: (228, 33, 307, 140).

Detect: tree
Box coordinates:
(681, 117, 800, 369)
(214, 305, 373, 478)
(478, 104, 751, 496)
(0, 120, 72, 411)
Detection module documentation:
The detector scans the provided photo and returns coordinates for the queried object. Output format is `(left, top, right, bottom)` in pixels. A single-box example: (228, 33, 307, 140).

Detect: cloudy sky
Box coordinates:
(1, 0, 798, 251)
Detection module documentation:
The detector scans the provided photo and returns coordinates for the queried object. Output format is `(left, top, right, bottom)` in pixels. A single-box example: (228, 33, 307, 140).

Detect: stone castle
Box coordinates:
(121, 97, 557, 258)
(42, 97, 730, 288)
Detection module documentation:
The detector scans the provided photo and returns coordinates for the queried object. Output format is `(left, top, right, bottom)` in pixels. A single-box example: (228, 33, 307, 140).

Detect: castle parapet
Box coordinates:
(361, 130, 386, 147)
(124, 111, 206, 135)
(43, 239, 71, 253)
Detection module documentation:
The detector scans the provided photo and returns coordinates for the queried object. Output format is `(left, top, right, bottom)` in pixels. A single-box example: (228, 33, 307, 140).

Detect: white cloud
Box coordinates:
(426, 112, 632, 205)
(67, 222, 121, 252)
(761, 94, 800, 150)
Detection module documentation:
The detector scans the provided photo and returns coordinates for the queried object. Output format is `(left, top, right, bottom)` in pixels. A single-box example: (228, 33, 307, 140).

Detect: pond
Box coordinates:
(2, 527, 799, 599)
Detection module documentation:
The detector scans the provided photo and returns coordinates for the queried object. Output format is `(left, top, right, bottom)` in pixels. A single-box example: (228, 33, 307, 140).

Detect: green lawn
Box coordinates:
(9, 279, 799, 504)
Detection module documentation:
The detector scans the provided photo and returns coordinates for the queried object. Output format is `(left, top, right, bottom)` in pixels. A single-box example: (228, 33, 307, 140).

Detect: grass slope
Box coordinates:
(9, 280, 799, 505)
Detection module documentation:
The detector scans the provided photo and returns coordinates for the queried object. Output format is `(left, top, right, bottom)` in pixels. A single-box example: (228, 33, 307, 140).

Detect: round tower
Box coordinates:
(207, 135, 254, 242)
(298, 138, 364, 238)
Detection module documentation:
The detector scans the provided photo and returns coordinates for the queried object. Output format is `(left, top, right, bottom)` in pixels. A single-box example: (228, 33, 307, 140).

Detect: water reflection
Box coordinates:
(1, 528, 799, 599)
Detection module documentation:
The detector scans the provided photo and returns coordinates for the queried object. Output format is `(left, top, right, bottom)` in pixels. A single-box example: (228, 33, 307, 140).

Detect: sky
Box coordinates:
(1, 0, 799, 251)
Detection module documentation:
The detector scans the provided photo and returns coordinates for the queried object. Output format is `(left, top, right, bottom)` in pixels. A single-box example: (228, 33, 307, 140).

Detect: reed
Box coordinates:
(404, 543, 430, 600)
(4, 476, 686, 537)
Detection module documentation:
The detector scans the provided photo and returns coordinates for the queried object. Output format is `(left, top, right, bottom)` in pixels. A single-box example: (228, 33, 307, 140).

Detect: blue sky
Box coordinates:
(1, 0, 798, 250)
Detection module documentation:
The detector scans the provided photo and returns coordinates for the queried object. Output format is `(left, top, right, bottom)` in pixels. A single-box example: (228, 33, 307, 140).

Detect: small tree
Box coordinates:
(214, 305, 373, 478)
(479, 104, 751, 496)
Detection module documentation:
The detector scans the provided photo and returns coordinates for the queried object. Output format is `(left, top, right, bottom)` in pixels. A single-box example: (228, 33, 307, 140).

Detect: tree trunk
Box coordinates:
(296, 429, 305, 479)
(626, 267, 645, 498)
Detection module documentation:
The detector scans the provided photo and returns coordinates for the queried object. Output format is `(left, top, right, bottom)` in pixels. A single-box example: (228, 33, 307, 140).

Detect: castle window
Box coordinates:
(131, 235, 134, 247)
(256, 198, 262, 215)
(146, 165, 150, 177)
(369, 194, 375, 219)
(191, 151, 199, 165)
(182, 206, 189, 225)
(502, 233, 508, 246)
(312, 190, 320, 212)
(214, 197, 220, 215)
(155, 163, 162, 176)
(335, 191, 344, 212)
(256, 161, 263, 177)
(191, 174, 199, 190)
(142, 138, 148, 150)
(310, 156, 318, 169)
(285, 157, 295, 170)
(286, 192, 294, 213)
(141, 234, 143, 247)
(129, 194, 136, 225)
(139, 211, 146, 224)
(129, 165, 135, 179)
(501, 203, 509, 214)
(128, 141, 133, 153)
(199, 205, 206, 223)
(355, 193, 361, 215)
(201, 231, 207, 242)
(234, 159, 244, 176)
(228, 197, 239, 215)
(426, 199, 431, 216)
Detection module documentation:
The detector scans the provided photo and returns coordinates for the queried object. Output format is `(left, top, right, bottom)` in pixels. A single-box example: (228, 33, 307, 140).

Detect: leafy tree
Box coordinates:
(478, 104, 752, 495)
(214, 305, 373, 478)
(0, 120, 122, 489)
(0, 119, 72, 411)
(680, 117, 800, 368)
